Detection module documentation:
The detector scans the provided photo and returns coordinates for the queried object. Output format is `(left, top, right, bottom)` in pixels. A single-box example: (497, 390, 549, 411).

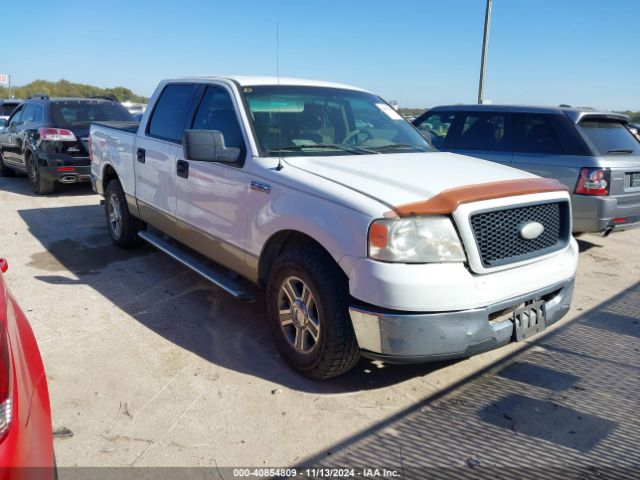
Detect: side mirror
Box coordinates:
(0, 119, 7, 128)
(0, 258, 8, 274)
(182, 129, 241, 163)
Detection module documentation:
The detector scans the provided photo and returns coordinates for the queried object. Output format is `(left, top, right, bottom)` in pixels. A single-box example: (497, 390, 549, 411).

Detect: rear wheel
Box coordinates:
(27, 154, 54, 194)
(0, 152, 15, 177)
(266, 246, 360, 379)
(105, 178, 142, 248)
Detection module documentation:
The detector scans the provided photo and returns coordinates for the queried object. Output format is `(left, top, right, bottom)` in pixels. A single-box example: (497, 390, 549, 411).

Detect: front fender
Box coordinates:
(246, 185, 371, 277)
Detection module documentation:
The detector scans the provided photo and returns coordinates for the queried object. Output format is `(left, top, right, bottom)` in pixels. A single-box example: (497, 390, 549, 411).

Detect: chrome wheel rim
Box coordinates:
(277, 276, 320, 354)
(108, 194, 123, 238)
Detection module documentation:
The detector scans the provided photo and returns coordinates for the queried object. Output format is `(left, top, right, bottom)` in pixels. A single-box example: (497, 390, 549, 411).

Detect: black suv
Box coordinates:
(0, 95, 132, 194)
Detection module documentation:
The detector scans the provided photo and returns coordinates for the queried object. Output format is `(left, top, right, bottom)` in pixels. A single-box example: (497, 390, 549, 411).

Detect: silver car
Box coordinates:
(413, 105, 640, 234)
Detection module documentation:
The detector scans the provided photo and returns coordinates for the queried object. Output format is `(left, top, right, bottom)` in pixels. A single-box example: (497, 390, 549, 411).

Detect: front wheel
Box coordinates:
(104, 179, 142, 248)
(266, 246, 360, 379)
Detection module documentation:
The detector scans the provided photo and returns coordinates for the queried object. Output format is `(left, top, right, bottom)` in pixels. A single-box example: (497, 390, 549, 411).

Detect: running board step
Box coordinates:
(138, 230, 255, 302)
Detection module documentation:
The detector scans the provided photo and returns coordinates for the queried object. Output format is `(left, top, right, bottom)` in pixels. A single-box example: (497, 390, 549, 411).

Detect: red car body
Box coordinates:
(0, 258, 55, 478)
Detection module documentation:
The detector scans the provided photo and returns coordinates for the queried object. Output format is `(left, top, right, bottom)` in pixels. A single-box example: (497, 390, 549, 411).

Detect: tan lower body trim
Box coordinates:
(136, 199, 258, 284)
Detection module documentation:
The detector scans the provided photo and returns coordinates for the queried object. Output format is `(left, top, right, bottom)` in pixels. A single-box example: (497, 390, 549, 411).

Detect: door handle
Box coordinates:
(177, 159, 189, 179)
(136, 148, 145, 163)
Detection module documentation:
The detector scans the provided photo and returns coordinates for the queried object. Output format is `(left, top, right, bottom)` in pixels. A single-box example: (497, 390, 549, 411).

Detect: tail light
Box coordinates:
(575, 167, 610, 196)
(38, 127, 77, 142)
(0, 309, 13, 442)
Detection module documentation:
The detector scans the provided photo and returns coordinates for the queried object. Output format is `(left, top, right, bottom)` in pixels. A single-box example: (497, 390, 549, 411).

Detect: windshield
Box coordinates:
(52, 101, 133, 126)
(242, 85, 431, 156)
(578, 119, 640, 156)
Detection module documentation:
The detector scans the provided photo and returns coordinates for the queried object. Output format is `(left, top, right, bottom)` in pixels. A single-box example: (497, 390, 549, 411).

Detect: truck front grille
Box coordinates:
(470, 201, 570, 268)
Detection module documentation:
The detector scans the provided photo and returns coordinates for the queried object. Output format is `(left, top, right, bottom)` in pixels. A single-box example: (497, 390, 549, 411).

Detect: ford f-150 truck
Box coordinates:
(90, 77, 578, 379)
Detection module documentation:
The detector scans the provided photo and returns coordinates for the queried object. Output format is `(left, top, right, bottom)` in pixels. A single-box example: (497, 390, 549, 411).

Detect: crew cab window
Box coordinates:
(148, 84, 197, 142)
(452, 112, 511, 151)
(415, 111, 456, 149)
(191, 86, 245, 153)
(21, 104, 43, 124)
(8, 106, 24, 127)
(578, 119, 640, 156)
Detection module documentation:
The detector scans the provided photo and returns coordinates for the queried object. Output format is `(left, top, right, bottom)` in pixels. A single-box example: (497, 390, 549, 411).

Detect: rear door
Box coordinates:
(135, 83, 199, 238)
(448, 110, 513, 166)
(0, 105, 25, 165)
(175, 83, 252, 277)
(14, 103, 44, 168)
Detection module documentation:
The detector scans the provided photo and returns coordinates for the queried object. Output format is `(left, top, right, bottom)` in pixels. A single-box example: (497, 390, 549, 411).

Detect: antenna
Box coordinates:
(276, 22, 284, 171)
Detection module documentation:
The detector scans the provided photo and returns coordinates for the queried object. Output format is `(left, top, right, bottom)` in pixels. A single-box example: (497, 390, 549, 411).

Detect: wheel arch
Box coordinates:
(102, 162, 119, 193)
(258, 230, 346, 288)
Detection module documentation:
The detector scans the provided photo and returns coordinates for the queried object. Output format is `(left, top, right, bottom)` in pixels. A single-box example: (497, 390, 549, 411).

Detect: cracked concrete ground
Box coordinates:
(0, 176, 638, 472)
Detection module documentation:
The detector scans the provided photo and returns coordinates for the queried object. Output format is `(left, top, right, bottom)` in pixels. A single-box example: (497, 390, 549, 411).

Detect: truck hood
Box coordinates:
(283, 152, 536, 209)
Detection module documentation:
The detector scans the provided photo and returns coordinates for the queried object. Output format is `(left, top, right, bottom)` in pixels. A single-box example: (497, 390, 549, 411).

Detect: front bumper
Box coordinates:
(349, 277, 574, 361)
(572, 194, 640, 233)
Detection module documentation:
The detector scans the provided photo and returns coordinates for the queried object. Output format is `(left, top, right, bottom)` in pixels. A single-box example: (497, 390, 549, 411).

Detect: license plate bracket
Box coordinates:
(631, 172, 640, 188)
(512, 300, 547, 341)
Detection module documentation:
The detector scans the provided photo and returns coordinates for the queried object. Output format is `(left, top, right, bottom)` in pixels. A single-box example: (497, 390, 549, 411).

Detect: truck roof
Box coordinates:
(171, 75, 369, 93)
(427, 104, 629, 124)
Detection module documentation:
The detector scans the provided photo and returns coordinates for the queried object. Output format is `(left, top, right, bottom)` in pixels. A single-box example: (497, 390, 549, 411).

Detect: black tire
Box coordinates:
(104, 178, 142, 248)
(266, 245, 360, 379)
(0, 151, 15, 177)
(27, 153, 54, 194)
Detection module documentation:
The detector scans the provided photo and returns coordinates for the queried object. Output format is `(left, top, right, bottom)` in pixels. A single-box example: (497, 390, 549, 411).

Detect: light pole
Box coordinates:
(477, 0, 493, 104)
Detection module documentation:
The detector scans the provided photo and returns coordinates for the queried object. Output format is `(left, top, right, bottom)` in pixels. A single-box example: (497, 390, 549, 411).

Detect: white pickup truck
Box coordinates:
(90, 76, 578, 379)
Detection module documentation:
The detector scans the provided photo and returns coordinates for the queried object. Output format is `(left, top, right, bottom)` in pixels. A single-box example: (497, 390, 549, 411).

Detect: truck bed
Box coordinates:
(92, 121, 140, 134)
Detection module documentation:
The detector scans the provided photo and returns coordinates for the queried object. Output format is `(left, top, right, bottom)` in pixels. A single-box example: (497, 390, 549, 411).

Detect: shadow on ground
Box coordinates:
(576, 238, 601, 253)
(18, 203, 452, 394)
(0, 175, 95, 198)
(297, 282, 640, 477)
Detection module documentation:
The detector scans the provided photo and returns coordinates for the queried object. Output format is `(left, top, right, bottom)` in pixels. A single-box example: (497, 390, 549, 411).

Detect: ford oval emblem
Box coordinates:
(520, 221, 544, 240)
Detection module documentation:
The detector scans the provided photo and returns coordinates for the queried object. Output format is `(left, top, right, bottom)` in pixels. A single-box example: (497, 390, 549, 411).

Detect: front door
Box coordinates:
(175, 84, 251, 277)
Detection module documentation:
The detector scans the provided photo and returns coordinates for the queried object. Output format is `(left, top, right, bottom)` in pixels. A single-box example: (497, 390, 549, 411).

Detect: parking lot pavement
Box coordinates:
(0, 176, 639, 471)
(309, 282, 640, 479)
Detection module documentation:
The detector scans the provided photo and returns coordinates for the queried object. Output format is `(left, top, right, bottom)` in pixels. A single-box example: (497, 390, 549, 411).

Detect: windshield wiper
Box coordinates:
(607, 148, 634, 154)
(266, 144, 378, 155)
(370, 144, 429, 152)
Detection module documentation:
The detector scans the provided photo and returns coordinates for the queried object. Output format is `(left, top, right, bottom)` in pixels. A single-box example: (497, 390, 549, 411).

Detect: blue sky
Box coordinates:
(2, 0, 639, 110)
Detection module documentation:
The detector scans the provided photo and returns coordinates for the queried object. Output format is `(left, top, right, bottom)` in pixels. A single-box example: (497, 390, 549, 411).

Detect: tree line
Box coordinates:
(0, 79, 148, 103)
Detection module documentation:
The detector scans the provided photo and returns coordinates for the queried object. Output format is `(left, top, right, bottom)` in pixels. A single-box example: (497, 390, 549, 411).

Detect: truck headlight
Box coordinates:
(368, 216, 466, 263)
